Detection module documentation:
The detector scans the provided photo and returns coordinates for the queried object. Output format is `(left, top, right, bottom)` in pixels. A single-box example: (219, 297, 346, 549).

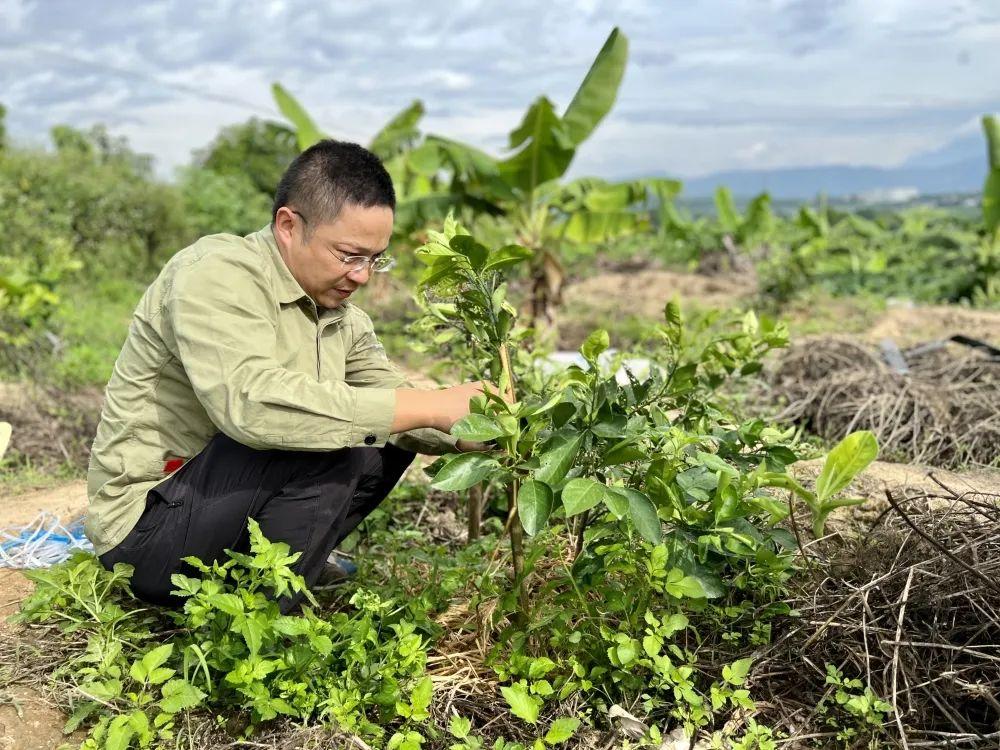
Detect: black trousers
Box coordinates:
(100, 433, 415, 613)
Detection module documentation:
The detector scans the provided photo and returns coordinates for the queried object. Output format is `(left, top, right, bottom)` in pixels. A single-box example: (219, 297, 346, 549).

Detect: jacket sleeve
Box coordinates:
(344, 308, 459, 455)
(162, 249, 397, 451)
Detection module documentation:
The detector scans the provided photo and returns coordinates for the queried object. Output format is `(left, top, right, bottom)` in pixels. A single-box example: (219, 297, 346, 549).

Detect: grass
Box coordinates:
(49, 276, 146, 388)
(0, 454, 81, 496)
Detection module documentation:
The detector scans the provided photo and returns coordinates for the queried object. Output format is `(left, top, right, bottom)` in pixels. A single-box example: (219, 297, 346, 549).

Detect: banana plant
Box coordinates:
(272, 28, 662, 332)
(982, 114, 1000, 236)
(488, 28, 638, 331)
(271, 84, 501, 238)
(714, 187, 776, 248)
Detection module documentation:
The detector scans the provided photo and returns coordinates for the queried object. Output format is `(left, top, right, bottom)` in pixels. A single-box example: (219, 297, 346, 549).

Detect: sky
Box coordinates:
(1, 0, 999, 181)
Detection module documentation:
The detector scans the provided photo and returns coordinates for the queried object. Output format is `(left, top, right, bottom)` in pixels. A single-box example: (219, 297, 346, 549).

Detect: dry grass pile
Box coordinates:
(759, 478, 1000, 747)
(0, 383, 102, 473)
(768, 337, 999, 469)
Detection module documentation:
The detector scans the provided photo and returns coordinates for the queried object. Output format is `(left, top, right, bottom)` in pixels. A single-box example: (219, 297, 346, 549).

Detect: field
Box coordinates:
(2, 29, 1000, 750)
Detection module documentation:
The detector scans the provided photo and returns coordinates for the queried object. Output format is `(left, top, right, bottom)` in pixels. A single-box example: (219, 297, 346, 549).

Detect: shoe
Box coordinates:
(315, 552, 358, 587)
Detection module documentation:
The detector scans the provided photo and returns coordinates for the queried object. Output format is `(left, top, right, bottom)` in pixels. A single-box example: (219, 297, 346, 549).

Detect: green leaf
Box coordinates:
(664, 568, 710, 599)
(544, 717, 581, 744)
(271, 615, 312, 636)
(625, 489, 662, 543)
(722, 657, 753, 686)
(528, 657, 558, 678)
(147, 667, 176, 686)
(451, 414, 506, 442)
(603, 488, 629, 519)
(104, 715, 136, 750)
(519, 481, 554, 535)
(534, 431, 584, 486)
(815, 431, 878, 504)
(450, 234, 489, 271)
(664, 299, 682, 329)
(696, 451, 739, 478)
(431, 453, 501, 491)
(562, 210, 643, 243)
(561, 27, 629, 147)
(450, 715, 472, 739)
(580, 329, 610, 363)
(207, 592, 244, 618)
(501, 683, 541, 724)
(714, 185, 741, 231)
(561, 478, 608, 517)
(409, 675, 433, 720)
(271, 83, 324, 150)
(63, 701, 99, 734)
(984, 114, 1000, 172)
(369, 100, 424, 160)
(140, 643, 174, 674)
(499, 96, 575, 194)
(984, 115, 1000, 232)
(159, 679, 207, 714)
(484, 244, 533, 273)
(603, 438, 646, 466)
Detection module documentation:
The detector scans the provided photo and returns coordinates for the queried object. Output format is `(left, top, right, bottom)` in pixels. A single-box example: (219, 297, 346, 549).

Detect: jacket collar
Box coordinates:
(255, 225, 350, 323)
(257, 224, 309, 305)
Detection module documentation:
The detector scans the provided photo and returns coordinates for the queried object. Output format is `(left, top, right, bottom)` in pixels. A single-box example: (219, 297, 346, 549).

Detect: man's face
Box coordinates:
(273, 202, 394, 309)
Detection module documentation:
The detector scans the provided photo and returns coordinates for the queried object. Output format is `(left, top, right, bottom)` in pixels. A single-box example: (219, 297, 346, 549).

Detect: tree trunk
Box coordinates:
(467, 483, 483, 542)
(507, 480, 529, 626)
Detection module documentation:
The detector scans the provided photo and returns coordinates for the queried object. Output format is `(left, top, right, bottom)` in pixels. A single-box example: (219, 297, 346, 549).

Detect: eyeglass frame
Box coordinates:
(287, 208, 396, 274)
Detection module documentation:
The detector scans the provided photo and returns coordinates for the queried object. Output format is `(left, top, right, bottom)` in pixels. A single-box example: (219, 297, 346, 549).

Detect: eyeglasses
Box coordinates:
(289, 209, 396, 274)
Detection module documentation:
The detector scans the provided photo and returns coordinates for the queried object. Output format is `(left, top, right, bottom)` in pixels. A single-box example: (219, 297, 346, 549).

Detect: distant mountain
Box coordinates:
(679, 131, 988, 200)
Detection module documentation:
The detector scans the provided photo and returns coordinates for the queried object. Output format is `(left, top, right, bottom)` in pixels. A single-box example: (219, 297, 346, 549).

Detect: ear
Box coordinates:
(273, 207, 297, 248)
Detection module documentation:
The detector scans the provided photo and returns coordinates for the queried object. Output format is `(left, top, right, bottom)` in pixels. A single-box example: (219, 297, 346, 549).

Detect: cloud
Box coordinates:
(0, 0, 34, 35)
(1, 0, 999, 180)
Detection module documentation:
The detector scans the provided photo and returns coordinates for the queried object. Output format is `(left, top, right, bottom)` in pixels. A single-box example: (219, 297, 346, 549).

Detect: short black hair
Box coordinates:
(271, 140, 395, 229)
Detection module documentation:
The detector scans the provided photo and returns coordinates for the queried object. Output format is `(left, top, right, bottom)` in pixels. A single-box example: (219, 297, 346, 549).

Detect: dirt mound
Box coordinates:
(559, 270, 755, 347)
(565, 270, 754, 318)
(866, 304, 1000, 346)
(792, 459, 1000, 528)
(0, 383, 102, 476)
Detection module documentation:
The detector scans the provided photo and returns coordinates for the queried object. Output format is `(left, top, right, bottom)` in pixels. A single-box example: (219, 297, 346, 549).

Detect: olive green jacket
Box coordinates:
(85, 226, 456, 555)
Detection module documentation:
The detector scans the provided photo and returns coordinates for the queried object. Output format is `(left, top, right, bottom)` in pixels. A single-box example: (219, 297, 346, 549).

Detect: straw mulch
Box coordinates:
(767, 337, 999, 469)
(758, 477, 1000, 747)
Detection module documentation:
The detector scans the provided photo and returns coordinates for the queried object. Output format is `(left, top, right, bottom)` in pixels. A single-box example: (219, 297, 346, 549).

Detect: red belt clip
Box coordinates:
(163, 457, 185, 475)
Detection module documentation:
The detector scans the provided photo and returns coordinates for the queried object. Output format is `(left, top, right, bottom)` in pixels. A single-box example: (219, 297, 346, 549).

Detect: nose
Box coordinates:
(347, 263, 372, 284)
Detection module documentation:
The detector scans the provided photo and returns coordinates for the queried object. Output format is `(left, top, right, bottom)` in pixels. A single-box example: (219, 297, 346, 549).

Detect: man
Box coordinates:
(86, 140, 483, 612)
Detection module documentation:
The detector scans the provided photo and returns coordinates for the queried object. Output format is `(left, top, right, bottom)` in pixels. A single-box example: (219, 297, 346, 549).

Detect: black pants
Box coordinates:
(100, 433, 415, 613)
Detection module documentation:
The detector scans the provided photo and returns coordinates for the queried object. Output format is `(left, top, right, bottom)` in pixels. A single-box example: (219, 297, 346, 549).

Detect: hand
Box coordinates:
(434, 381, 489, 432)
(391, 381, 505, 436)
(456, 439, 497, 453)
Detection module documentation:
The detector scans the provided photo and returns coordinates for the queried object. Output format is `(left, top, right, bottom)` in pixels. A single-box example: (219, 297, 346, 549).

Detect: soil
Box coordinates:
(864, 303, 1000, 347)
(0, 481, 88, 530)
(564, 269, 755, 319)
(0, 569, 86, 750)
(560, 270, 1000, 351)
(559, 270, 755, 347)
(791, 458, 1000, 529)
